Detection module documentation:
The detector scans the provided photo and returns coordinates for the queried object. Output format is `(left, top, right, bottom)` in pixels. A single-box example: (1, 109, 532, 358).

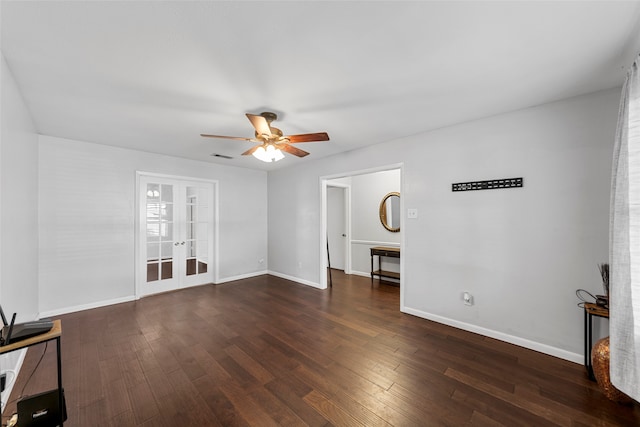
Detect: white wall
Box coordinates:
(350, 170, 401, 276)
(0, 52, 39, 411)
(38, 136, 268, 316)
(267, 88, 619, 361)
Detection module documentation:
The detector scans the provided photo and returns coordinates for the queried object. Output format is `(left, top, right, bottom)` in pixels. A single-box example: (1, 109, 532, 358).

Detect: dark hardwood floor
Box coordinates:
(3, 271, 639, 426)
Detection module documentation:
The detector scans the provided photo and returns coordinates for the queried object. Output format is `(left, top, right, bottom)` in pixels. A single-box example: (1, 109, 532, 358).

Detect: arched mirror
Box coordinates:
(379, 192, 400, 232)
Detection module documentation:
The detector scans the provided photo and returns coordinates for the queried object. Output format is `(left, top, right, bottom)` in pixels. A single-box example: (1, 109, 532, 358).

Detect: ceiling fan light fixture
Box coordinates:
(252, 143, 284, 162)
(273, 147, 285, 162)
(201, 111, 326, 161)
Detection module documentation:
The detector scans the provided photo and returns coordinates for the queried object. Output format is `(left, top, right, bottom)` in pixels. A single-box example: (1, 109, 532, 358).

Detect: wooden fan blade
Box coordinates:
(279, 143, 309, 158)
(285, 132, 330, 143)
(246, 114, 272, 137)
(241, 145, 261, 156)
(200, 134, 258, 142)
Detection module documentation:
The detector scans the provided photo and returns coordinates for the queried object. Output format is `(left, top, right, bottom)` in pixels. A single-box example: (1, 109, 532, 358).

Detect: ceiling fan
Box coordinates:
(201, 112, 329, 162)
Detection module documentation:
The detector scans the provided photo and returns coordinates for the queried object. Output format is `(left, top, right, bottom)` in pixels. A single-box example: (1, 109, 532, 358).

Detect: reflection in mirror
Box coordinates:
(379, 192, 400, 232)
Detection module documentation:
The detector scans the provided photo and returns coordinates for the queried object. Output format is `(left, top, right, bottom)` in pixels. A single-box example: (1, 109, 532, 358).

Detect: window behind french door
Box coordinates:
(137, 174, 215, 297)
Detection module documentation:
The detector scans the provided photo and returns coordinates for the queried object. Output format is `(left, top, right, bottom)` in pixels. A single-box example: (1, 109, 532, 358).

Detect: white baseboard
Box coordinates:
(267, 270, 325, 289)
(351, 270, 401, 284)
(350, 270, 370, 278)
(401, 305, 582, 364)
(216, 270, 268, 284)
(39, 295, 136, 319)
(39, 271, 269, 317)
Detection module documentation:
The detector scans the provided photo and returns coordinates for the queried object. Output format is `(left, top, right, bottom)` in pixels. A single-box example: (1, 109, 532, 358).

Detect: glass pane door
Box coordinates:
(138, 175, 214, 297)
(146, 183, 175, 282)
(140, 178, 179, 296)
(183, 185, 211, 286)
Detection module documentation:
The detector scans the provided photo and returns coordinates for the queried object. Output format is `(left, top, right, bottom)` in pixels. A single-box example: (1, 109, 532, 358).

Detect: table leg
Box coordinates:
(370, 253, 374, 285)
(56, 336, 64, 426)
(586, 312, 595, 381)
(584, 308, 588, 373)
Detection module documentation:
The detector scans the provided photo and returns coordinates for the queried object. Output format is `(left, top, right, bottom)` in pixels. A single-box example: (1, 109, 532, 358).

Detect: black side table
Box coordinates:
(583, 302, 609, 381)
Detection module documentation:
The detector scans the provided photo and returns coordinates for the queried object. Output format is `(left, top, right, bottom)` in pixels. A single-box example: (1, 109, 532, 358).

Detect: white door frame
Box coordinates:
(320, 163, 404, 295)
(135, 171, 219, 299)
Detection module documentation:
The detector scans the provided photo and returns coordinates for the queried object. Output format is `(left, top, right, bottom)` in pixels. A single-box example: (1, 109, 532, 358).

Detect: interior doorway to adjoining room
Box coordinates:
(321, 165, 403, 291)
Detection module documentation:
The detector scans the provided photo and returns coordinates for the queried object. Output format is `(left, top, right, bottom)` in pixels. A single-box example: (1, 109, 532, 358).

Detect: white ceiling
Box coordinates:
(2, 1, 640, 171)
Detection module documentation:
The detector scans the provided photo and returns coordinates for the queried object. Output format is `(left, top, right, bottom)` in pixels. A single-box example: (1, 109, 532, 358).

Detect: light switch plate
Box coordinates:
(407, 208, 418, 219)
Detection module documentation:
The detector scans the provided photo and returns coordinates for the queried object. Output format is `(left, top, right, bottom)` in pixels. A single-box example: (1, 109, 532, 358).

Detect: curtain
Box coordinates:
(610, 53, 640, 402)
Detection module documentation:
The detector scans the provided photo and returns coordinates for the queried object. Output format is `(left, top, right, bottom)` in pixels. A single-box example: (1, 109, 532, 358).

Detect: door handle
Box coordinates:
(180, 241, 186, 245)
(174, 242, 180, 246)
(342, 234, 346, 237)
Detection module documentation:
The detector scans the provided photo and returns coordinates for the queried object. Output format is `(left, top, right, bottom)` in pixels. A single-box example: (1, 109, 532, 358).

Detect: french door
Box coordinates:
(137, 174, 215, 297)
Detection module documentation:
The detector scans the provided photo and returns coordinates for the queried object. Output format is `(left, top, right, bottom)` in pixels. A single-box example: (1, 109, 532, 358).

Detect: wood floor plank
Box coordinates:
(383, 381, 473, 426)
(76, 397, 108, 427)
(264, 376, 330, 427)
(192, 376, 249, 427)
(219, 381, 281, 427)
(107, 409, 138, 427)
(160, 369, 223, 427)
(446, 367, 573, 426)
(225, 344, 275, 385)
(102, 378, 132, 419)
(468, 410, 508, 426)
(144, 367, 176, 404)
(451, 388, 559, 427)
(78, 341, 104, 407)
(135, 345, 162, 374)
(229, 335, 301, 378)
(247, 385, 309, 427)
(169, 343, 207, 382)
(99, 355, 124, 386)
(515, 383, 630, 427)
(303, 389, 364, 427)
(3, 271, 639, 426)
(294, 363, 415, 426)
(119, 348, 148, 390)
(126, 380, 160, 425)
(216, 354, 260, 388)
(146, 336, 182, 374)
(330, 345, 396, 390)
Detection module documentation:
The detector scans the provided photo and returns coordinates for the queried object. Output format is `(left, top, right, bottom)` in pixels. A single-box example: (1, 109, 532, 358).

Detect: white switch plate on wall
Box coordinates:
(407, 208, 418, 219)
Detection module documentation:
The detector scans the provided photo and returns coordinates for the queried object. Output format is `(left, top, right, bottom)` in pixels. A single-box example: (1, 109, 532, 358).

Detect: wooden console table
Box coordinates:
(0, 319, 64, 425)
(370, 246, 400, 284)
(583, 303, 609, 381)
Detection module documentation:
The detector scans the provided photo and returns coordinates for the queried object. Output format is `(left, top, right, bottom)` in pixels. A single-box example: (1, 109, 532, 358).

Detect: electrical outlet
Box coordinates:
(463, 292, 474, 306)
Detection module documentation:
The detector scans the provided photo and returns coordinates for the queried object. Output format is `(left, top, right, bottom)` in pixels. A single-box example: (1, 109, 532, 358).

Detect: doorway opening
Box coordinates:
(320, 164, 403, 297)
(327, 183, 350, 275)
